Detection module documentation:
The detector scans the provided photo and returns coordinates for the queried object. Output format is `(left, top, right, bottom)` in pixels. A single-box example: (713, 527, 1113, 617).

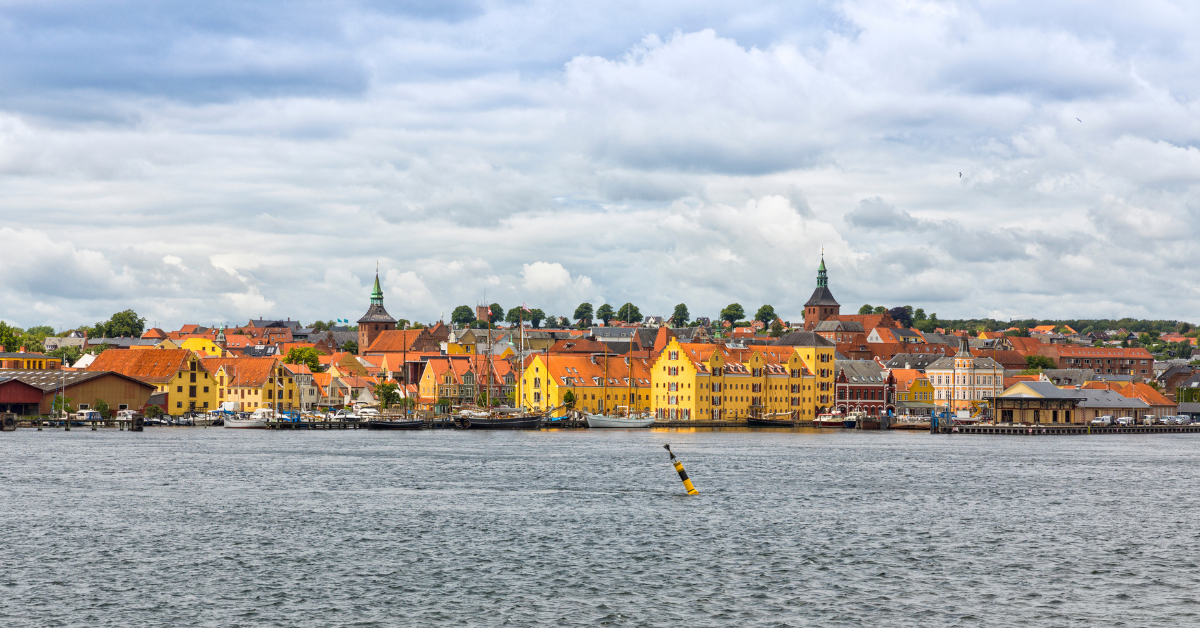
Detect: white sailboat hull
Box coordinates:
(585, 413, 657, 428)
(224, 417, 268, 429)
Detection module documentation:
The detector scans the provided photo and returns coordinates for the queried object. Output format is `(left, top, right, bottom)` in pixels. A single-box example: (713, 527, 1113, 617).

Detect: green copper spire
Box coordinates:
(370, 273, 384, 305)
(816, 255, 828, 288)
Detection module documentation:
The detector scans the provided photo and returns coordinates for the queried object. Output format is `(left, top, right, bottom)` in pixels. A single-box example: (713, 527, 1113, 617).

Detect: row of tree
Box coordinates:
(445, 302, 782, 330)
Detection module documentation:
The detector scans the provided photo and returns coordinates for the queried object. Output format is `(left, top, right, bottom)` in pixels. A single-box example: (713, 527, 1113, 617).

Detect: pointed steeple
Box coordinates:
(370, 272, 384, 306)
(816, 254, 828, 288)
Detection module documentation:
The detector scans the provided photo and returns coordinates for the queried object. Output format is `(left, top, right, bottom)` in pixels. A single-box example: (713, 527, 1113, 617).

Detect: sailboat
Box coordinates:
(457, 310, 543, 430)
(585, 315, 655, 428)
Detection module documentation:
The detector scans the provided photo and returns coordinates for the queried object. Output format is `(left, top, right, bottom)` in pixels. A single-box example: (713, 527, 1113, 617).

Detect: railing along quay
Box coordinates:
(956, 424, 1200, 436)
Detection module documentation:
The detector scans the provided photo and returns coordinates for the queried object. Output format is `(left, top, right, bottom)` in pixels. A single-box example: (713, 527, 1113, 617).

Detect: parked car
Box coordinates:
(1116, 417, 1134, 426)
(1090, 415, 1112, 426)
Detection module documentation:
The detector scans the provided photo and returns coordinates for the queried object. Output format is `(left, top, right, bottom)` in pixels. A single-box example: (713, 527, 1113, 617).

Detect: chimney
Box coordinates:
(0, 345, 5, 353)
(18, 346, 26, 353)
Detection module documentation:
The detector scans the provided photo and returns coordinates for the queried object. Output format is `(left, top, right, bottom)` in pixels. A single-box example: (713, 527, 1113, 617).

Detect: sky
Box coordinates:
(1, 0, 1198, 331)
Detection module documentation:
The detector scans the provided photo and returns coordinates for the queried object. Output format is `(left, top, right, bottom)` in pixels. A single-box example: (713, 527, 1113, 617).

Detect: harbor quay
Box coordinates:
(2, 258, 1198, 431)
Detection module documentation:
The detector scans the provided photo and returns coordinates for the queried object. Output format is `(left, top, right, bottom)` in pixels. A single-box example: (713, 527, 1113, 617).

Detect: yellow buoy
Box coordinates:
(664, 444, 699, 495)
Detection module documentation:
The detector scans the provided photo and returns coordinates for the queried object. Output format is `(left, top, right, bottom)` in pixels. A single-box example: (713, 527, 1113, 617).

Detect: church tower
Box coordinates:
(357, 271, 396, 355)
(803, 254, 840, 330)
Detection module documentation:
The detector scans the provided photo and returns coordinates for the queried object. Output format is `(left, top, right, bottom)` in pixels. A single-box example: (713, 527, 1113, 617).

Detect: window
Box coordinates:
(177, 386, 183, 393)
(189, 386, 197, 397)
(177, 402, 183, 408)
(118, 404, 128, 410)
(79, 403, 90, 409)
(203, 386, 209, 393)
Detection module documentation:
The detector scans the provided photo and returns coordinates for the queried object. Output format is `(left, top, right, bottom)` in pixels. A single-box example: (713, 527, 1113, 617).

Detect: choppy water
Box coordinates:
(3, 427, 1200, 626)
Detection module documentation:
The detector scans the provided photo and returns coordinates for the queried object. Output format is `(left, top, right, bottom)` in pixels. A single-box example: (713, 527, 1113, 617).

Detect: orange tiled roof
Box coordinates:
(200, 357, 279, 387)
(365, 329, 429, 353)
(1119, 382, 1175, 407)
(142, 328, 168, 340)
(889, 368, 928, 392)
(86, 349, 199, 383)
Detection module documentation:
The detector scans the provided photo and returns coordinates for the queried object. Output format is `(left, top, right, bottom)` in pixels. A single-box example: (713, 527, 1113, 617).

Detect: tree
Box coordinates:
(573, 303, 594, 325)
(92, 309, 146, 338)
(310, 320, 330, 332)
(341, 340, 358, 354)
(396, 319, 410, 330)
(914, 308, 927, 321)
(52, 393, 73, 417)
(0, 321, 20, 351)
(528, 309, 546, 329)
(284, 347, 322, 372)
(770, 320, 785, 337)
(755, 305, 777, 327)
(720, 303, 745, 326)
(562, 390, 576, 409)
(92, 399, 111, 419)
(451, 305, 476, 327)
(858, 304, 874, 315)
(374, 382, 401, 408)
(889, 306, 913, 328)
(671, 303, 689, 327)
(1025, 355, 1056, 370)
(144, 404, 163, 418)
(505, 307, 525, 326)
(616, 303, 643, 323)
(872, 306, 886, 315)
(488, 303, 504, 324)
(596, 304, 615, 324)
(47, 345, 83, 367)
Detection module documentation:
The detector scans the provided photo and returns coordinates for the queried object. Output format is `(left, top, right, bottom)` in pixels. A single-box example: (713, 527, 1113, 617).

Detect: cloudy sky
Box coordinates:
(1, 0, 1198, 331)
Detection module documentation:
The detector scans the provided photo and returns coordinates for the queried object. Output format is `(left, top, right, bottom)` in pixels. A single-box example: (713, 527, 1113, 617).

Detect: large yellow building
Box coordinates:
(202, 357, 300, 412)
(648, 336, 834, 420)
(519, 353, 654, 417)
(87, 348, 218, 414)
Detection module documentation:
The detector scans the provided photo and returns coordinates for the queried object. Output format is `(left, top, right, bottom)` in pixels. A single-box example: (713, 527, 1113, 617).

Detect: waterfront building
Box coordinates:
(416, 354, 516, 409)
(891, 368, 937, 416)
(834, 360, 896, 417)
(649, 337, 824, 420)
(924, 339, 1003, 412)
(0, 370, 155, 415)
(202, 357, 299, 412)
(520, 352, 654, 416)
(772, 330, 837, 413)
(87, 348, 217, 413)
(356, 272, 397, 356)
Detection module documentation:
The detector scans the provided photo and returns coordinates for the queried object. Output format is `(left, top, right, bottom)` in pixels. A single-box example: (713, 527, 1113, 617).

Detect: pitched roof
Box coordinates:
(890, 368, 928, 392)
(814, 320, 865, 333)
(200, 357, 279, 387)
(804, 286, 840, 307)
(3, 369, 156, 392)
(85, 349, 200, 383)
(772, 331, 835, 347)
(1118, 382, 1175, 407)
(365, 329, 434, 353)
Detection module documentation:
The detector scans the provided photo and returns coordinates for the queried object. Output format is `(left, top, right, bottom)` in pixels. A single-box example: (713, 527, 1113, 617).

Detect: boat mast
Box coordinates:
(626, 314, 633, 417)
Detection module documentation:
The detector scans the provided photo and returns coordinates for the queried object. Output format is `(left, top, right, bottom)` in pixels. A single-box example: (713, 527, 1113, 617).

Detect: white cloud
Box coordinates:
(2, 1, 1200, 328)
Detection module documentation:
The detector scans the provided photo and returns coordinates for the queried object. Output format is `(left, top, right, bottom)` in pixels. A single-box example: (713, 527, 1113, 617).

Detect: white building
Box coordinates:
(925, 339, 1003, 412)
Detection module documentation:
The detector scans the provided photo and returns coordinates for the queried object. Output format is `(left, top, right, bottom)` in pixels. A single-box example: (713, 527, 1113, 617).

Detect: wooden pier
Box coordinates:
(955, 424, 1200, 436)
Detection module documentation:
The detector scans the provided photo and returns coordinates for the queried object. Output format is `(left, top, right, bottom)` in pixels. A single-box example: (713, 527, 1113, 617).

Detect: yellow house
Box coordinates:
(519, 353, 654, 417)
(892, 368, 935, 403)
(130, 338, 181, 351)
(202, 357, 300, 412)
(648, 338, 826, 421)
(178, 337, 226, 357)
(447, 329, 515, 357)
(86, 348, 217, 413)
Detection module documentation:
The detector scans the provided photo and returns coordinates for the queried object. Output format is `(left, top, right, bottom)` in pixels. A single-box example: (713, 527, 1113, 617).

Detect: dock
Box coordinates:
(955, 424, 1200, 435)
